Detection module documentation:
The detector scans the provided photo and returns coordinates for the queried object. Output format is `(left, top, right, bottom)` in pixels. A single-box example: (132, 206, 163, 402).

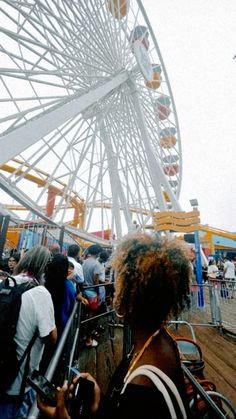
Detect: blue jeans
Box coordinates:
(0, 388, 36, 419)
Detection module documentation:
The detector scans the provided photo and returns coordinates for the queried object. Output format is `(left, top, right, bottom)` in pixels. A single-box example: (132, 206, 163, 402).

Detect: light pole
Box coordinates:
(190, 199, 204, 307)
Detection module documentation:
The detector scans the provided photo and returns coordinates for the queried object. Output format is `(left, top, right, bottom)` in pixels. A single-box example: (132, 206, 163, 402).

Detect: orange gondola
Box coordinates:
(107, 0, 129, 19)
(159, 127, 177, 148)
(145, 64, 162, 89)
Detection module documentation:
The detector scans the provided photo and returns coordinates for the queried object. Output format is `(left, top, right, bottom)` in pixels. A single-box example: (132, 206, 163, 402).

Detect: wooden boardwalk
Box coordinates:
(75, 316, 236, 407)
(194, 326, 236, 406)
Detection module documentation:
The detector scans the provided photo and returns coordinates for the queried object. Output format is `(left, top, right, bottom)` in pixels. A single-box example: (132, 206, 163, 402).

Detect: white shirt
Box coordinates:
(7, 274, 55, 395)
(68, 257, 84, 283)
(224, 261, 236, 279)
(207, 264, 218, 279)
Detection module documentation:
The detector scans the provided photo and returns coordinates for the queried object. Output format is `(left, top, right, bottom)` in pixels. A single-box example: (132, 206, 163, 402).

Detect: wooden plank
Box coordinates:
(195, 327, 236, 405)
(173, 324, 236, 406)
(76, 318, 123, 394)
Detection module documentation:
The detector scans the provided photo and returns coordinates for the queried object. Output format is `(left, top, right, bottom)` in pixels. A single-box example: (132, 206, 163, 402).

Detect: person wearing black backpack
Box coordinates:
(0, 245, 57, 419)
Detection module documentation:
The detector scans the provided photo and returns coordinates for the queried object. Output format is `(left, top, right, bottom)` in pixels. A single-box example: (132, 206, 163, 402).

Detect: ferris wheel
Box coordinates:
(0, 0, 182, 240)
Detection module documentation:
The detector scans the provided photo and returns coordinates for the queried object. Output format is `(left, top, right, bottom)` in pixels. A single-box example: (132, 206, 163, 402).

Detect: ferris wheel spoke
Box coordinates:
(76, 0, 121, 69)
(85, 155, 108, 232)
(0, 95, 67, 126)
(128, 84, 171, 211)
(0, 43, 54, 78)
(103, 9, 125, 66)
(101, 121, 133, 234)
(84, 147, 110, 230)
(48, 0, 118, 75)
(9, 114, 83, 190)
(106, 96, 154, 216)
(0, 71, 129, 164)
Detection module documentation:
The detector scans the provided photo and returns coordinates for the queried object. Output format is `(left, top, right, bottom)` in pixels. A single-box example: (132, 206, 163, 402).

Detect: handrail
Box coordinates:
(167, 320, 197, 342)
(27, 285, 116, 418)
(28, 301, 80, 418)
(182, 364, 227, 418)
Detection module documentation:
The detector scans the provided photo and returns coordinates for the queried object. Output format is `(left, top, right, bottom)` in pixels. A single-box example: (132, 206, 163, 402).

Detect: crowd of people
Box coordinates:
(206, 256, 236, 298)
(0, 240, 112, 418)
(0, 233, 234, 418)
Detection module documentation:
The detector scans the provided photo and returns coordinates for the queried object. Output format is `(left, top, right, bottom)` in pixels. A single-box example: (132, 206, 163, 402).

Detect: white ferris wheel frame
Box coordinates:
(0, 0, 182, 241)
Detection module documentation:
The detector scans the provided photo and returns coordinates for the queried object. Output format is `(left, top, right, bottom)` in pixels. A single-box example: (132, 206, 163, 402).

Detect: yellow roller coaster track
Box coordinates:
(0, 159, 85, 227)
(0, 160, 153, 227)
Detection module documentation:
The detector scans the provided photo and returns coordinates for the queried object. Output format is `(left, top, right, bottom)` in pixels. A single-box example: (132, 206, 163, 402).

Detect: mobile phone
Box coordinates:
(27, 370, 58, 406)
(69, 376, 95, 418)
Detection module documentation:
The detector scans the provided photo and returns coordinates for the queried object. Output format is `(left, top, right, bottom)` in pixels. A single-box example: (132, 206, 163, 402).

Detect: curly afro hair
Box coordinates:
(111, 232, 191, 331)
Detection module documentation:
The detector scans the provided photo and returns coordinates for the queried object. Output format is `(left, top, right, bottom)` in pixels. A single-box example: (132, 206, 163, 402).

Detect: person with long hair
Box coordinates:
(40, 254, 75, 374)
(44, 253, 69, 337)
(105, 232, 191, 418)
(0, 245, 57, 419)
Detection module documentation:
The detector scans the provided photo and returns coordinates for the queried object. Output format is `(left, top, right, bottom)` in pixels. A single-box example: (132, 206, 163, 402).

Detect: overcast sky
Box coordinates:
(144, 0, 236, 232)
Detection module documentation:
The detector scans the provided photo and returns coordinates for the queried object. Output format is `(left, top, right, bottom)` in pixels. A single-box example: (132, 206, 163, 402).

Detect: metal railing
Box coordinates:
(180, 282, 236, 332)
(28, 301, 81, 418)
(28, 282, 116, 418)
(182, 364, 236, 418)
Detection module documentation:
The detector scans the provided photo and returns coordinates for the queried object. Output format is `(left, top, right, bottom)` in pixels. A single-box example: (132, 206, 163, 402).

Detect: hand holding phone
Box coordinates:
(27, 370, 58, 407)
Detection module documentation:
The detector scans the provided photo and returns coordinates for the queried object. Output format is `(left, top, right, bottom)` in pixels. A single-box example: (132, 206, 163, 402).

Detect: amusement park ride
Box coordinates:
(0, 0, 183, 244)
(0, 0, 235, 252)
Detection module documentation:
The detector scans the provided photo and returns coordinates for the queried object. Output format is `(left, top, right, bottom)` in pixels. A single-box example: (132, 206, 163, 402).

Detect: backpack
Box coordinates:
(0, 275, 38, 394)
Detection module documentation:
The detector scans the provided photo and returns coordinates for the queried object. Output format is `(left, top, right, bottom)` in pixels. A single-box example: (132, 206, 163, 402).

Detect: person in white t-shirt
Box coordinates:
(0, 245, 57, 419)
(223, 257, 236, 280)
(67, 244, 84, 285)
(207, 260, 219, 287)
(223, 257, 236, 298)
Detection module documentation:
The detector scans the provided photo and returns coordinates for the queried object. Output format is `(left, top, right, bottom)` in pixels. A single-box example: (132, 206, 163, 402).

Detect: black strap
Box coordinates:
(18, 331, 38, 402)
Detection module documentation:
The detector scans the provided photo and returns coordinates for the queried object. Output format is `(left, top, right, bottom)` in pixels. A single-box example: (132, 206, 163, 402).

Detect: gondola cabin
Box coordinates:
(107, 0, 129, 19)
(159, 127, 177, 148)
(130, 25, 149, 50)
(145, 64, 162, 89)
(163, 163, 179, 176)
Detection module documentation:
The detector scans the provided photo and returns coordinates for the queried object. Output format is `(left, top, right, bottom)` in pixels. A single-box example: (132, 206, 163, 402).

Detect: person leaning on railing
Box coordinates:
(37, 231, 192, 419)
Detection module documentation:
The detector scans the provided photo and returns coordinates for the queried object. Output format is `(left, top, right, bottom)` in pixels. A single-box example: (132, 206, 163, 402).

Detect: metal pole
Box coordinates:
(0, 215, 10, 261)
(194, 227, 204, 307)
(59, 226, 65, 252)
(41, 224, 47, 246)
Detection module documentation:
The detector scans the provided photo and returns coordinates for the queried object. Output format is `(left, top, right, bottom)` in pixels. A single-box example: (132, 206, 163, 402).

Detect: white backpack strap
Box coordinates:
(141, 365, 187, 419)
(121, 367, 177, 418)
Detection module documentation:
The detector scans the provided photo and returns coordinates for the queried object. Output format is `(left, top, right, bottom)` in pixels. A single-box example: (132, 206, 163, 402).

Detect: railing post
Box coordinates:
(194, 228, 204, 307)
(0, 215, 10, 260)
(59, 226, 65, 252)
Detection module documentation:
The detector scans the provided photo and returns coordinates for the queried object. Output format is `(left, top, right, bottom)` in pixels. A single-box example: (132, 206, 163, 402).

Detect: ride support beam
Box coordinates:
(0, 71, 129, 166)
(128, 80, 181, 213)
(45, 186, 58, 217)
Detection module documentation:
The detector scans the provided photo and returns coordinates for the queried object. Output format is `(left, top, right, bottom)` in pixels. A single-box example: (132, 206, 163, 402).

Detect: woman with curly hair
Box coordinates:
(105, 231, 192, 418)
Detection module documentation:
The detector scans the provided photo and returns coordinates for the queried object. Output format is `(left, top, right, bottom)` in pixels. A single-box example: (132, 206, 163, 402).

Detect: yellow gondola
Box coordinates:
(107, 0, 129, 19)
(145, 64, 162, 89)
